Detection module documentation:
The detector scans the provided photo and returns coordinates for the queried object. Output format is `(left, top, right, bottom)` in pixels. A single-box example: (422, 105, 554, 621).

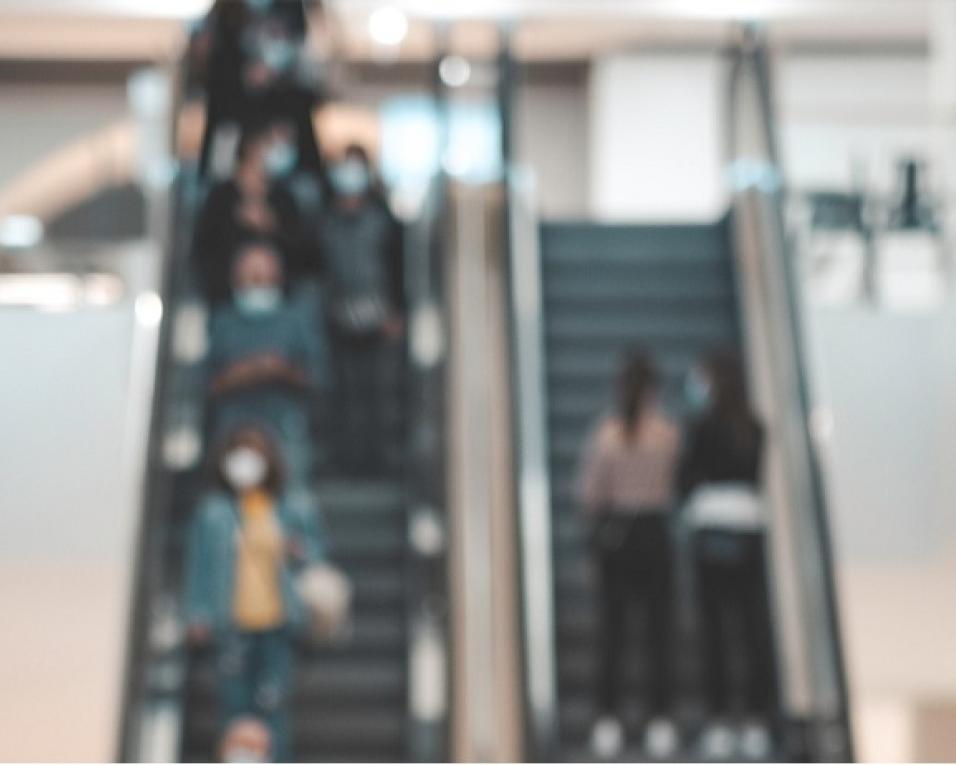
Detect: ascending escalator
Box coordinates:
(507, 28, 852, 764)
(539, 219, 740, 753)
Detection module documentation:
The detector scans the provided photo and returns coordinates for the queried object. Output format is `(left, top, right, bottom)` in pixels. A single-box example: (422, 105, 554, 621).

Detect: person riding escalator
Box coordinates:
(678, 351, 780, 761)
(577, 350, 682, 760)
(184, 424, 327, 762)
(205, 240, 330, 489)
(193, 119, 313, 308)
(195, 0, 323, 178)
(319, 144, 406, 476)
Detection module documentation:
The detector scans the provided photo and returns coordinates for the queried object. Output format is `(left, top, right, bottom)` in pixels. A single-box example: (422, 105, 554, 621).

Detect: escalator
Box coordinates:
(539, 218, 741, 753)
(122, 184, 444, 761)
(118, 10, 451, 763)
(507, 27, 853, 764)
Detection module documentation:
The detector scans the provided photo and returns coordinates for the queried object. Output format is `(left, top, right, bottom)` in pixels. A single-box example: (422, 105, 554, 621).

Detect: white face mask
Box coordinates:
(235, 286, 282, 316)
(330, 159, 370, 197)
(222, 447, 269, 491)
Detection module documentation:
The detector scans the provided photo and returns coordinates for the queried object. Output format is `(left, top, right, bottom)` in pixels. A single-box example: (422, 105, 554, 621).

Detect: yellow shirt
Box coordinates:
(232, 489, 285, 631)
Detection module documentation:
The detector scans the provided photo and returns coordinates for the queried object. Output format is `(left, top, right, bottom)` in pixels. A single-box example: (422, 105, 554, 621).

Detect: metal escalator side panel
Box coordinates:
(117, 55, 198, 762)
(506, 168, 559, 760)
(725, 25, 853, 761)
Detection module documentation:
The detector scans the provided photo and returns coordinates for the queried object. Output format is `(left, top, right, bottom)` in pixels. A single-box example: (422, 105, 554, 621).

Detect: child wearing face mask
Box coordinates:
(185, 425, 326, 762)
(319, 143, 405, 475)
(206, 241, 329, 488)
(677, 352, 779, 760)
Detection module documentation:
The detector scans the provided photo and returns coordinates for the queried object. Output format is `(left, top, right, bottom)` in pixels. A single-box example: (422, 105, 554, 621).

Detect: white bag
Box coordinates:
(295, 563, 353, 643)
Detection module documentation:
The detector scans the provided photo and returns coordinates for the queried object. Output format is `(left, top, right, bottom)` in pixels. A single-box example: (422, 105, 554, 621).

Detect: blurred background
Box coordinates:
(1, 0, 955, 762)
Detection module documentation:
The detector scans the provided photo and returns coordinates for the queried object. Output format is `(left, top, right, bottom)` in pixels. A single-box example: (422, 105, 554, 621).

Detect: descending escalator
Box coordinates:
(123, 166, 446, 761)
(120, 159, 425, 761)
(539, 219, 742, 754)
(119, 6, 450, 761)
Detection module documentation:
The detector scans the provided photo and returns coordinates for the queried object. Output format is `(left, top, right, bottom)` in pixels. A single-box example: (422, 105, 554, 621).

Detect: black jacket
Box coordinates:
(677, 412, 764, 500)
(192, 180, 309, 305)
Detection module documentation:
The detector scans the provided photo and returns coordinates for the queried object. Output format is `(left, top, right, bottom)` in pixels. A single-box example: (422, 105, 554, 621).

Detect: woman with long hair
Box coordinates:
(184, 424, 326, 762)
(678, 351, 779, 759)
(577, 349, 682, 759)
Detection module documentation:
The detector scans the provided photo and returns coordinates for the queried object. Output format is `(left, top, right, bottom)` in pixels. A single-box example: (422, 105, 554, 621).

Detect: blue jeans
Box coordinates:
(216, 628, 294, 761)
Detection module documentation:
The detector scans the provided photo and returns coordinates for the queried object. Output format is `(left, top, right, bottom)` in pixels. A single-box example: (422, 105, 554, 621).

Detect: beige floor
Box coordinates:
(0, 563, 129, 762)
(841, 543, 956, 761)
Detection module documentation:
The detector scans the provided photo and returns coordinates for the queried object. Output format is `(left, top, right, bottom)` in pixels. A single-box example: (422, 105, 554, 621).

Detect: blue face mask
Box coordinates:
(330, 159, 370, 197)
(235, 286, 282, 316)
(684, 367, 712, 412)
(260, 39, 296, 73)
(265, 142, 297, 178)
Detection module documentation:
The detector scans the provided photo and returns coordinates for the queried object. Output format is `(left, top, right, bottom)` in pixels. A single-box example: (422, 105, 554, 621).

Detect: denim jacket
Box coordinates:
(184, 488, 327, 634)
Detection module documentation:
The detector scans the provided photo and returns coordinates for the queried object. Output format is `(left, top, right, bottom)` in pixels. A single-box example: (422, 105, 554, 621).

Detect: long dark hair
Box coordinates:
(705, 351, 761, 452)
(616, 349, 660, 442)
(209, 423, 286, 497)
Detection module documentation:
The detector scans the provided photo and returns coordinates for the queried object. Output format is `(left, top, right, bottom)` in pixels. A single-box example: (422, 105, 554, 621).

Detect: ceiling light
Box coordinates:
(0, 274, 80, 309)
(666, 0, 787, 19)
(439, 56, 472, 88)
(369, 6, 409, 46)
(0, 272, 125, 310)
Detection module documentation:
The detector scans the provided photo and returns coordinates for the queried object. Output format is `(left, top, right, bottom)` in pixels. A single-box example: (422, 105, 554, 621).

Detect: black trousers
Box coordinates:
(594, 512, 675, 718)
(693, 529, 780, 718)
(328, 327, 397, 474)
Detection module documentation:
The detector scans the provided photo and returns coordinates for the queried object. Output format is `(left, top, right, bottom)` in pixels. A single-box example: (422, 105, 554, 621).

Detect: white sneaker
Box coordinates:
(590, 716, 625, 760)
(738, 721, 772, 760)
(644, 717, 679, 759)
(700, 722, 737, 760)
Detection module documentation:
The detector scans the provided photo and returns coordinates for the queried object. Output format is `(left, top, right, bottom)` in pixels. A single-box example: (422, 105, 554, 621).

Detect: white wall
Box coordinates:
(587, 52, 938, 218)
(516, 76, 590, 219)
(589, 53, 728, 222)
(805, 304, 956, 562)
(778, 55, 934, 193)
(802, 294, 956, 760)
(0, 244, 159, 761)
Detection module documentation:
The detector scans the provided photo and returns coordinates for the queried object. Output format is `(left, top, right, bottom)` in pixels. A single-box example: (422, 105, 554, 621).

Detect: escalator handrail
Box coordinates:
(116, 51, 196, 761)
(725, 25, 854, 759)
(504, 166, 560, 760)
